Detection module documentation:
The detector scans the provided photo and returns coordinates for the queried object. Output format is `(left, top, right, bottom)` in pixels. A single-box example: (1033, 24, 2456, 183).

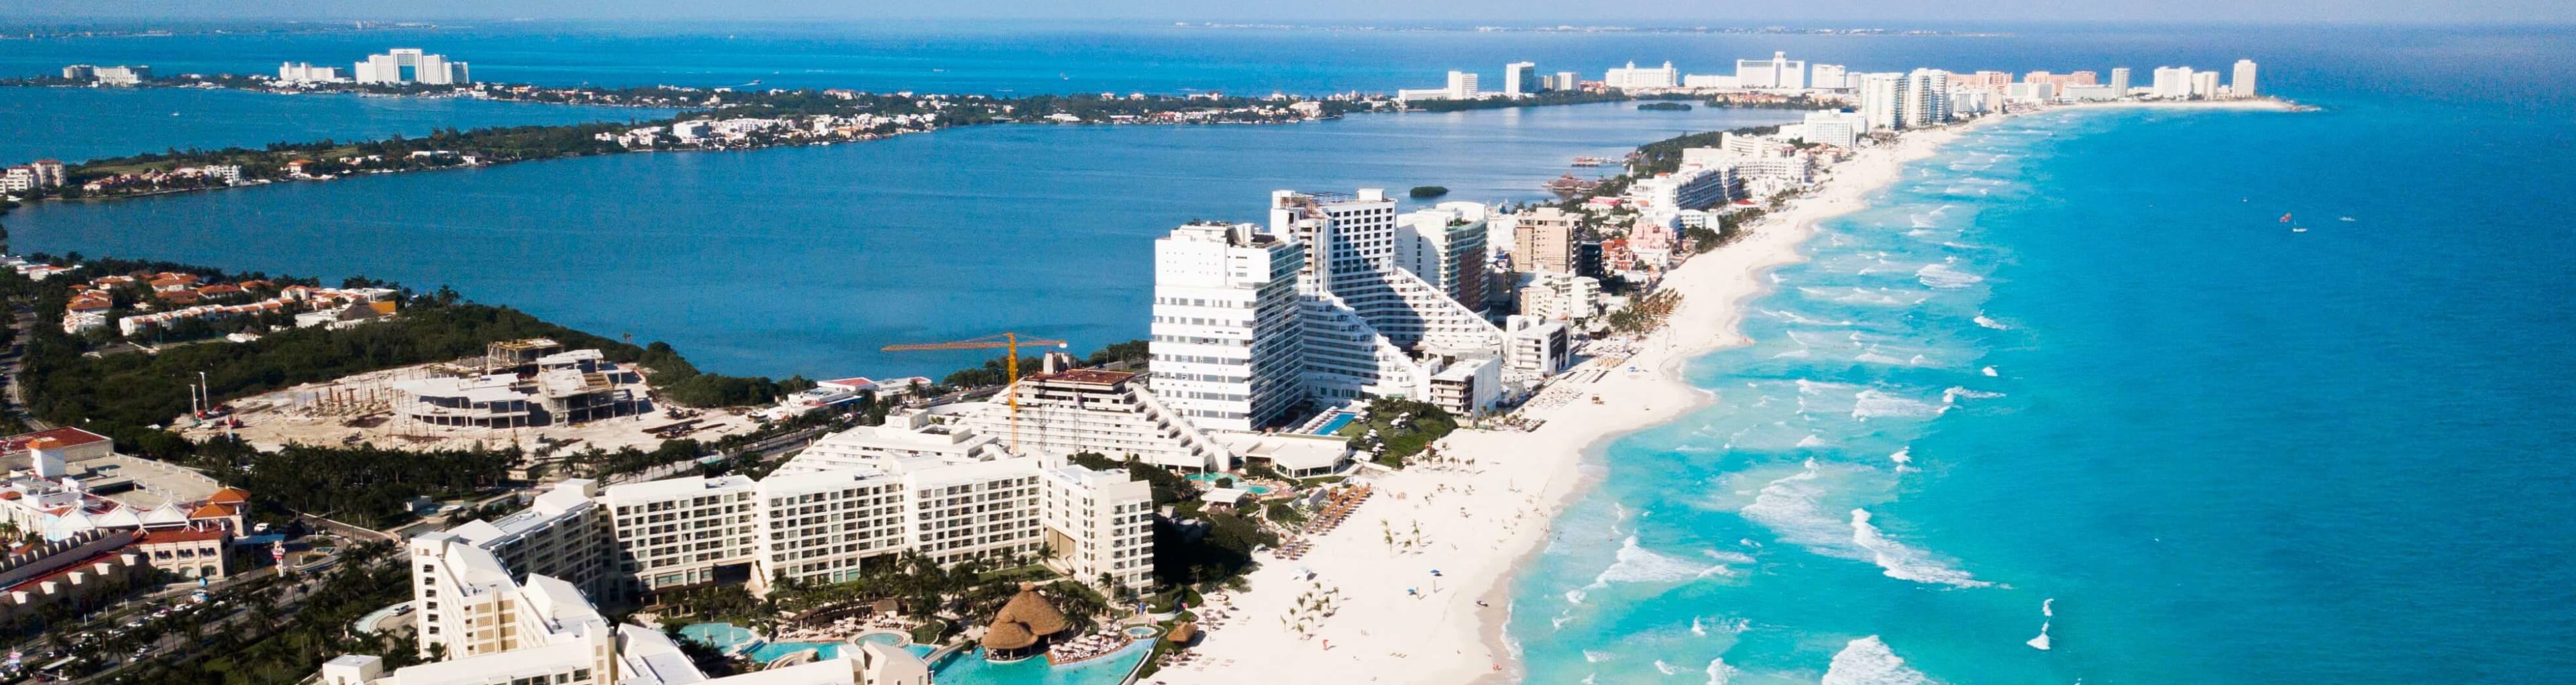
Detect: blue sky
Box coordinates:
(11, 0, 2571, 23)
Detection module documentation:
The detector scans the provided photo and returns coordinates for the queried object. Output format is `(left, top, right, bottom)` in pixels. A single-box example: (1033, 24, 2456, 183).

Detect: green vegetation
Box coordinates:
(1409, 185, 1450, 199)
(1636, 101, 1696, 111)
(1403, 89, 1631, 112)
(1340, 399, 1458, 468)
(97, 542, 419, 685)
(1603, 290, 1684, 335)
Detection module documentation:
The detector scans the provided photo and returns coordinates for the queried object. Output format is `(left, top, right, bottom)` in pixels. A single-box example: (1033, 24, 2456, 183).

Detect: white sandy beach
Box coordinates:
(1146, 101, 2287, 685)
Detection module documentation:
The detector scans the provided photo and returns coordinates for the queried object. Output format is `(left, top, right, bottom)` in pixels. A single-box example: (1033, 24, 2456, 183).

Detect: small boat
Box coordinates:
(2292, 227, 2308, 233)
(2339, 217, 2357, 222)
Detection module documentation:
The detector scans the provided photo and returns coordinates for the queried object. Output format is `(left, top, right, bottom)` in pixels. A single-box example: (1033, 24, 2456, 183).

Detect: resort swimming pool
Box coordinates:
(681, 623, 934, 664)
(679, 623, 757, 651)
(928, 641, 1152, 685)
(748, 641, 842, 663)
(1181, 473, 1275, 495)
(1312, 412, 1358, 435)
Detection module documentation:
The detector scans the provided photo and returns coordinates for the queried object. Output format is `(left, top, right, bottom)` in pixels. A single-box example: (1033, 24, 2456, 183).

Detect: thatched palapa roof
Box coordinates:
(981, 621, 1038, 650)
(981, 583, 1069, 651)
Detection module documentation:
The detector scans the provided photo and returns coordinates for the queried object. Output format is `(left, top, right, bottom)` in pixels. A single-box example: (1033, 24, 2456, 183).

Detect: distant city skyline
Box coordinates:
(9, 0, 2571, 23)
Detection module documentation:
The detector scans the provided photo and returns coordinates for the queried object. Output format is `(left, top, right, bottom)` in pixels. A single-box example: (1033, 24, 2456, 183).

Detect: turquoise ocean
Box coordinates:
(2, 23, 2571, 684)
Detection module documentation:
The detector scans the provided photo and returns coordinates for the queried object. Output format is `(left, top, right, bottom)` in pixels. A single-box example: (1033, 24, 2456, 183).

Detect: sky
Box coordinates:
(7, 0, 2572, 24)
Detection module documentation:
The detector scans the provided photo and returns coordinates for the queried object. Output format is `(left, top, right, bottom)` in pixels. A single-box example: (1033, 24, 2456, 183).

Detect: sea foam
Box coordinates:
(1705, 657, 1741, 685)
(1822, 636, 1936, 685)
(1849, 509, 1992, 588)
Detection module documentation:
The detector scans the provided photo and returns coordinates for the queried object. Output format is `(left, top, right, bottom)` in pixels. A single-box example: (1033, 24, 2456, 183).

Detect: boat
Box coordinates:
(1570, 156, 1609, 166)
(2292, 227, 2308, 233)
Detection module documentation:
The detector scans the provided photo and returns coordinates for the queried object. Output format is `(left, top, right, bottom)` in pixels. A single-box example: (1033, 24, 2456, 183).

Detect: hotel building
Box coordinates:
(1735, 52, 1808, 90)
(1150, 221, 1307, 432)
(355, 48, 470, 85)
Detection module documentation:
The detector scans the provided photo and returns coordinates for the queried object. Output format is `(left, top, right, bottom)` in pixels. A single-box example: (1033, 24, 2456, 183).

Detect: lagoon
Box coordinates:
(0, 86, 670, 165)
(5, 102, 1799, 377)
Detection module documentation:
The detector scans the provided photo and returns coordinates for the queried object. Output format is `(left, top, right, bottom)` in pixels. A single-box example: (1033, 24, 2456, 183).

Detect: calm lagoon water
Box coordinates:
(5, 102, 1799, 377)
(0, 86, 670, 164)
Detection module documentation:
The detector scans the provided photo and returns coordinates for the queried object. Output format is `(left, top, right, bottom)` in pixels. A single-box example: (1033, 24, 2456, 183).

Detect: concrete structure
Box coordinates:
(1811, 64, 1849, 91)
(1603, 61, 1678, 90)
(2192, 70, 2221, 99)
(1900, 68, 1955, 128)
(1511, 207, 1578, 274)
(2110, 67, 2133, 93)
(2232, 60, 2259, 99)
(944, 370, 1235, 473)
(1503, 315, 1570, 377)
(355, 48, 470, 85)
(1801, 111, 1864, 149)
(1270, 189, 1505, 405)
(1735, 52, 1807, 90)
(1858, 72, 1904, 131)
(1395, 202, 1491, 313)
(1446, 70, 1481, 99)
(392, 531, 926, 685)
(1503, 62, 1540, 97)
(387, 350, 646, 428)
(1150, 222, 1306, 431)
(0, 531, 151, 627)
(2152, 66, 2196, 99)
(91, 66, 148, 86)
(277, 62, 347, 83)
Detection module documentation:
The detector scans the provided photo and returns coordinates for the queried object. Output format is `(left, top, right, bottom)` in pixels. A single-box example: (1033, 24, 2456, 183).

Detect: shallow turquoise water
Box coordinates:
(1503, 70, 2575, 685)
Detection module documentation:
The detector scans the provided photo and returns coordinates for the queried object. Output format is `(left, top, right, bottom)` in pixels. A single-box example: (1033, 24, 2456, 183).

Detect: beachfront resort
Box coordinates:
(0, 42, 2265, 685)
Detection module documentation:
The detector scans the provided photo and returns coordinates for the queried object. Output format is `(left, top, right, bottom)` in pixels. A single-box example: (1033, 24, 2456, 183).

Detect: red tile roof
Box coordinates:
(2, 427, 111, 453)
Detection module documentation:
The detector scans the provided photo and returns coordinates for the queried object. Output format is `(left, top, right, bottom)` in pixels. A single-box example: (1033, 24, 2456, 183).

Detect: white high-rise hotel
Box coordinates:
(1735, 51, 1808, 89)
(1856, 69, 1954, 131)
(355, 48, 470, 85)
(1152, 190, 1519, 429)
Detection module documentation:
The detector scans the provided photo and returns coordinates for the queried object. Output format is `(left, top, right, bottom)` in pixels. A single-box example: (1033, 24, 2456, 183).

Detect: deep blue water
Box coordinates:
(5, 102, 1799, 377)
(0, 86, 670, 164)
(2, 23, 2572, 684)
(1507, 32, 2576, 685)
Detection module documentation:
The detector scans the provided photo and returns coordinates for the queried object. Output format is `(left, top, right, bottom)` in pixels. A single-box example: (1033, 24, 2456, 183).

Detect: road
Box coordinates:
(3, 301, 50, 431)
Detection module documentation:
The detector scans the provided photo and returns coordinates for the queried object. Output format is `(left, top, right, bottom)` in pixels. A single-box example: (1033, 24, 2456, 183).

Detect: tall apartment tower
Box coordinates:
(1859, 72, 1905, 131)
(2231, 59, 2258, 98)
(1446, 70, 1481, 99)
(1150, 222, 1307, 431)
(1811, 64, 1848, 91)
(2152, 66, 2194, 99)
(2110, 67, 2133, 93)
(1900, 69, 1953, 127)
(1512, 207, 1577, 273)
(1396, 202, 1492, 313)
(1504, 62, 1540, 97)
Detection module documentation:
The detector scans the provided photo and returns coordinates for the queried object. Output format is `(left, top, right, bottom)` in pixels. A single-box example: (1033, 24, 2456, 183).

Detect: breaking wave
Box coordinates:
(1915, 262, 1984, 289)
(1705, 657, 1741, 685)
(1821, 636, 1935, 685)
(1849, 509, 1992, 588)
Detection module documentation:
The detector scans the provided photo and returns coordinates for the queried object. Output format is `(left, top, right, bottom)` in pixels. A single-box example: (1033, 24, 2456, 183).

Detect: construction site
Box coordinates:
(176, 339, 762, 454)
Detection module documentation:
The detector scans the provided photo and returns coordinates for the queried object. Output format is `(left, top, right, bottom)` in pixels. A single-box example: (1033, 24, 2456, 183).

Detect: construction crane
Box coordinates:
(881, 332, 1067, 453)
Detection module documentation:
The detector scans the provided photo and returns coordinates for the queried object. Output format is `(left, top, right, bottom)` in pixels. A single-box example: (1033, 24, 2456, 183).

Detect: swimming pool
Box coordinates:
(749, 641, 841, 663)
(1313, 412, 1358, 435)
(928, 640, 1152, 685)
(1182, 473, 1275, 495)
(679, 623, 758, 652)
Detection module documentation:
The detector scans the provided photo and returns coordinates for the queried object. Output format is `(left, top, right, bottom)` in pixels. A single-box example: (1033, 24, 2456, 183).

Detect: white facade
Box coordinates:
(1503, 315, 1570, 378)
(1900, 68, 1954, 128)
(1036, 466, 1155, 589)
(2152, 66, 2196, 99)
(1503, 62, 1540, 97)
(2232, 60, 2259, 98)
(277, 62, 347, 83)
(2192, 70, 2221, 99)
(1858, 72, 1904, 131)
(941, 370, 1236, 473)
(1150, 222, 1305, 431)
(1395, 202, 1491, 312)
(1680, 74, 1737, 89)
(1801, 111, 1864, 149)
(356, 48, 470, 85)
(1604, 61, 1679, 90)
(1811, 64, 1849, 91)
(1735, 52, 1807, 90)
(2110, 67, 2133, 93)
(1446, 70, 1482, 99)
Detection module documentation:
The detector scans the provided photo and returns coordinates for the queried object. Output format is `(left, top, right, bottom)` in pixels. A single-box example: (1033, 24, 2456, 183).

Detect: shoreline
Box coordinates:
(1150, 98, 2290, 685)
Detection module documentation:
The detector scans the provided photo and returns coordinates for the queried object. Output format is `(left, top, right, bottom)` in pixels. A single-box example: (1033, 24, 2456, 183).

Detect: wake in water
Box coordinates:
(2028, 598, 2056, 650)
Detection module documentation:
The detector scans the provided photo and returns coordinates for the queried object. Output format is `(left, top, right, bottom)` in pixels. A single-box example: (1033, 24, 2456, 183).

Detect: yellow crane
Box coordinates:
(881, 332, 1068, 453)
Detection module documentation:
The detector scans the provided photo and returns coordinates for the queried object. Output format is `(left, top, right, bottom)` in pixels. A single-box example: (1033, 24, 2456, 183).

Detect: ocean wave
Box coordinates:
(1589, 535, 1732, 588)
(1889, 447, 1914, 468)
(1739, 460, 1850, 551)
(1915, 262, 1984, 289)
(1851, 389, 1949, 419)
(1941, 386, 2004, 403)
(1706, 657, 1741, 685)
(1583, 649, 1610, 663)
(1849, 509, 1992, 588)
(1972, 313, 2009, 330)
(1655, 660, 1681, 675)
(1794, 434, 1831, 448)
(1821, 636, 1935, 685)
(1980, 366, 1999, 377)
